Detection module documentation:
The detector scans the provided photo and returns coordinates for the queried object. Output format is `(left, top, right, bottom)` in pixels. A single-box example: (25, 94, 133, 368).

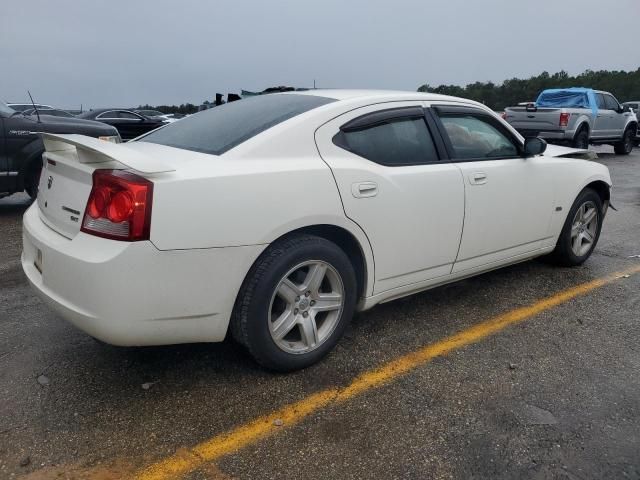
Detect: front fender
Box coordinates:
(548, 162, 611, 245)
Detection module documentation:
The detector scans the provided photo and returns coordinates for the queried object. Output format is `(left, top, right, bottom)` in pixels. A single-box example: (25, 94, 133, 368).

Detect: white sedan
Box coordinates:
(22, 90, 611, 371)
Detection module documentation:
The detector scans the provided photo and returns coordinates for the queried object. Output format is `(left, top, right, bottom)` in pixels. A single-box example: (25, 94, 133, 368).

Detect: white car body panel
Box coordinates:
(315, 101, 465, 293)
(22, 90, 612, 347)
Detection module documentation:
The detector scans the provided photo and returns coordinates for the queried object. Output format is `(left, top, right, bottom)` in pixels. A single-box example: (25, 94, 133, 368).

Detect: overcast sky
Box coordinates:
(2, 0, 638, 109)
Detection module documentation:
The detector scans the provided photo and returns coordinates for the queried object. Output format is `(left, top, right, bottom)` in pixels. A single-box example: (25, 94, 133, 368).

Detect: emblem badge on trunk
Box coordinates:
(47, 176, 53, 189)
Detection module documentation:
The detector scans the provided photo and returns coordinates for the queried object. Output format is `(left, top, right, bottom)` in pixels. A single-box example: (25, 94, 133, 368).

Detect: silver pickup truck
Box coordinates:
(504, 88, 637, 155)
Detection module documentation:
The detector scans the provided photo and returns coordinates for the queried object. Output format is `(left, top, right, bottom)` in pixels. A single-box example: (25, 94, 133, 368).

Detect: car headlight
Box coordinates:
(98, 135, 122, 144)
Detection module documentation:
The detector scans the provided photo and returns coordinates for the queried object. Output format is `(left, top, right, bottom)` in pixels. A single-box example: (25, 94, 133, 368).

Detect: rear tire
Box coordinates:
(547, 188, 603, 267)
(230, 234, 357, 372)
(614, 127, 634, 155)
(571, 126, 589, 149)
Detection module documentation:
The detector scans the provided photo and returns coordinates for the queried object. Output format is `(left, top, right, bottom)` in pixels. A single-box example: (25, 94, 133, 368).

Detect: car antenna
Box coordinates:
(27, 90, 41, 123)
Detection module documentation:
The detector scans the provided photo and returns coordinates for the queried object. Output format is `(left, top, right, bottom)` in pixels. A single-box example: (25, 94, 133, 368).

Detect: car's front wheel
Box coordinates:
(231, 234, 357, 371)
(548, 188, 603, 266)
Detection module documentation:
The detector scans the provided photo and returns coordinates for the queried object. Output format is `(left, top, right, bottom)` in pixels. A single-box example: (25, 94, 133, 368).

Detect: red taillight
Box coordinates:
(559, 112, 570, 127)
(81, 170, 153, 241)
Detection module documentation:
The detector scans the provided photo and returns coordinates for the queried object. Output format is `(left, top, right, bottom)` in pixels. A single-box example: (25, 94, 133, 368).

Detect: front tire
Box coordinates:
(548, 188, 603, 266)
(614, 127, 634, 155)
(231, 234, 357, 371)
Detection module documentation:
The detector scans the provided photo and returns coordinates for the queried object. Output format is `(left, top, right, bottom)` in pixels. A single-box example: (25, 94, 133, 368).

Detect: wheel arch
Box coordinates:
(624, 121, 637, 137)
(236, 220, 375, 314)
(16, 140, 45, 191)
(279, 224, 370, 300)
(584, 180, 610, 205)
(574, 121, 590, 137)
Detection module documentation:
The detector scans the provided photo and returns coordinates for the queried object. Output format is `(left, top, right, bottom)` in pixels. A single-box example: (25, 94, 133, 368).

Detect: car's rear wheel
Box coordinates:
(571, 126, 589, 149)
(231, 234, 357, 371)
(614, 127, 634, 155)
(548, 188, 603, 266)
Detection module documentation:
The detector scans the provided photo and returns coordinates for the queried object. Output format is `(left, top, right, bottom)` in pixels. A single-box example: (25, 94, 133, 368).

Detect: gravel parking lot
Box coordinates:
(1, 147, 639, 480)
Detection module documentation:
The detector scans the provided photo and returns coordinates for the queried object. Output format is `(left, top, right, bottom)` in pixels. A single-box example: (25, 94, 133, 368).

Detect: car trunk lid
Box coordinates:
(37, 133, 175, 239)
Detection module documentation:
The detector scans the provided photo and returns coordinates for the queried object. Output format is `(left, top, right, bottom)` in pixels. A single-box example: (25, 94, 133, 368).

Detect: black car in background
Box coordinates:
(0, 101, 119, 199)
(78, 109, 166, 140)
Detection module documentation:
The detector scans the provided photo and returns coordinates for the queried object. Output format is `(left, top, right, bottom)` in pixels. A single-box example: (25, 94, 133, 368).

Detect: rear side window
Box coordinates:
(334, 114, 439, 166)
(119, 111, 140, 119)
(139, 94, 335, 155)
(439, 115, 519, 160)
(98, 111, 119, 119)
(595, 94, 606, 109)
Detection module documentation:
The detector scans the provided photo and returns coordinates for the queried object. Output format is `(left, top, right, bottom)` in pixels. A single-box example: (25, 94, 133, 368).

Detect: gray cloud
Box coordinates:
(1, 0, 638, 109)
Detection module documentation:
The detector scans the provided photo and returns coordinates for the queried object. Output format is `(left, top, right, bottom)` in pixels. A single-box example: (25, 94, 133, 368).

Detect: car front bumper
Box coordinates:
(21, 204, 264, 346)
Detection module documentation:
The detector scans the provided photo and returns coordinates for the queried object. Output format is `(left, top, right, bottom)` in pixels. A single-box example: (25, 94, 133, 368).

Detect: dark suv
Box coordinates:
(0, 101, 120, 199)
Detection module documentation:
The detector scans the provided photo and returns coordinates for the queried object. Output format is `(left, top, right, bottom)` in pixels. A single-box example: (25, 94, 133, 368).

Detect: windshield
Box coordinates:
(138, 94, 335, 155)
(0, 101, 17, 117)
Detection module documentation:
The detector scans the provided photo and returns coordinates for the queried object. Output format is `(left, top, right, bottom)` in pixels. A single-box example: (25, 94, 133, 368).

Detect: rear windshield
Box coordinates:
(138, 94, 335, 155)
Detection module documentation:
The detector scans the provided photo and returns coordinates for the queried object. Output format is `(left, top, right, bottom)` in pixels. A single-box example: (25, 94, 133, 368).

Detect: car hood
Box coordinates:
(545, 144, 598, 160)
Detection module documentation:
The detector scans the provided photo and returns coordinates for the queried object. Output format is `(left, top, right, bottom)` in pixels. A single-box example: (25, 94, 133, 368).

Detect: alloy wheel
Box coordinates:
(570, 201, 598, 257)
(268, 260, 345, 354)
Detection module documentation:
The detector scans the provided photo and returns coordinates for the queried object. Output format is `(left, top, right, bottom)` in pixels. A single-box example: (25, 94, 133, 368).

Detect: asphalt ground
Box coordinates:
(1, 147, 639, 479)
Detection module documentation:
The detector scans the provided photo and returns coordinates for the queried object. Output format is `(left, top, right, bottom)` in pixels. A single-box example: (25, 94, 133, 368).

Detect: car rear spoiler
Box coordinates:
(40, 133, 175, 174)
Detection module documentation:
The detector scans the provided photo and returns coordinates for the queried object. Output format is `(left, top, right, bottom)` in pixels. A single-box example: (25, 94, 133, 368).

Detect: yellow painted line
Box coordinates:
(136, 265, 640, 480)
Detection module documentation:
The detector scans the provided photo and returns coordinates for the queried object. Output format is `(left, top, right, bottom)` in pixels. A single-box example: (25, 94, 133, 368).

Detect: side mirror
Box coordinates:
(621, 105, 630, 113)
(523, 137, 547, 156)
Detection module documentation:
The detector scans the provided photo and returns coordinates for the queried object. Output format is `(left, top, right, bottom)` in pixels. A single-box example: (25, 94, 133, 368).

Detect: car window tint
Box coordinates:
(139, 94, 335, 155)
(440, 115, 518, 159)
(99, 111, 119, 119)
(604, 95, 619, 111)
(337, 117, 438, 166)
(119, 111, 139, 119)
(595, 94, 606, 110)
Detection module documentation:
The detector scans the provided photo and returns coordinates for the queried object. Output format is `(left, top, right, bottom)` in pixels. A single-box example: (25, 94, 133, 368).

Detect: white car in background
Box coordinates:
(22, 90, 611, 371)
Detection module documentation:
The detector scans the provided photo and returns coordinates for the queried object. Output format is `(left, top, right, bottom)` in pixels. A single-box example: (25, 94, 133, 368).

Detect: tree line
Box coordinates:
(417, 68, 640, 110)
(136, 68, 640, 114)
(136, 103, 200, 114)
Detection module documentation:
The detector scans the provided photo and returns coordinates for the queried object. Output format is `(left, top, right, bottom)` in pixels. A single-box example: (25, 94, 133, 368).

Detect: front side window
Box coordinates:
(439, 114, 519, 160)
(139, 94, 335, 155)
(604, 95, 619, 111)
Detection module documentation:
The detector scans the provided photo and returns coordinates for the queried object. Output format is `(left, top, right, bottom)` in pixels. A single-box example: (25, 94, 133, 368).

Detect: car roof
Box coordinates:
(285, 89, 489, 111)
(88, 108, 135, 113)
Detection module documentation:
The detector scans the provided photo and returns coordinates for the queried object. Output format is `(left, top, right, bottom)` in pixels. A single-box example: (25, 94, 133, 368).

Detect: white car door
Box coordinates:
(429, 104, 556, 273)
(315, 102, 465, 294)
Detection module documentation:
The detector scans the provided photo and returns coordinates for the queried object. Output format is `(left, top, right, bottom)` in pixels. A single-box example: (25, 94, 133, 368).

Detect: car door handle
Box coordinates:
(469, 172, 487, 185)
(352, 182, 378, 198)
